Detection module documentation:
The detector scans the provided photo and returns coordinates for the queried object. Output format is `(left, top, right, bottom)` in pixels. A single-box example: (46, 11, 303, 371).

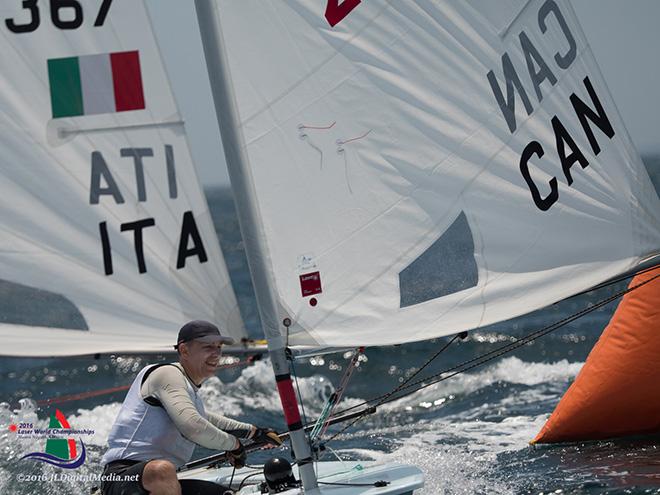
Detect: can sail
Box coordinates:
(0, 0, 245, 356)
(212, 0, 660, 347)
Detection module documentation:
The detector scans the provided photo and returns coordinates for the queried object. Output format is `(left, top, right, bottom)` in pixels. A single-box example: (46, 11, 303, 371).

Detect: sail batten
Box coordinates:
(57, 119, 185, 138)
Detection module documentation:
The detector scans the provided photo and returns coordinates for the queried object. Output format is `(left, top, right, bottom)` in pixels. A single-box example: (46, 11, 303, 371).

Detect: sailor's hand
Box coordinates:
(252, 427, 283, 447)
(227, 440, 246, 469)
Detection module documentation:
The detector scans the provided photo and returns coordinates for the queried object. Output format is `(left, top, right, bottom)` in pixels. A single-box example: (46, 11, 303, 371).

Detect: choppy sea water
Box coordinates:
(0, 159, 659, 495)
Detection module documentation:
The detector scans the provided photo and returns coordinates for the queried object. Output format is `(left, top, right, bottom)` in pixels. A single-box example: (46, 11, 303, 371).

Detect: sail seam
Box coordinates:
(498, 0, 535, 39)
(238, 1, 394, 129)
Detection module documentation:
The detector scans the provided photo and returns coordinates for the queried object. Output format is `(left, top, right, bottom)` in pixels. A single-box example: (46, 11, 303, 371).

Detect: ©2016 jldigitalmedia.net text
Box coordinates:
(17, 473, 139, 483)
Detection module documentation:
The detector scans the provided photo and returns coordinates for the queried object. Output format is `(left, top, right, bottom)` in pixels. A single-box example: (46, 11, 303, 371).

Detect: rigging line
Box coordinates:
(390, 272, 660, 397)
(563, 262, 660, 301)
(319, 481, 389, 487)
(323, 333, 463, 442)
(237, 471, 263, 491)
(312, 347, 364, 441)
(368, 272, 658, 412)
(324, 272, 660, 441)
(288, 353, 309, 432)
(371, 333, 463, 408)
(228, 466, 236, 489)
(340, 270, 659, 416)
(36, 385, 130, 407)
(317, 347, 363, 438)
(329, 332, 464, 420)
(289, 355, 318, 468)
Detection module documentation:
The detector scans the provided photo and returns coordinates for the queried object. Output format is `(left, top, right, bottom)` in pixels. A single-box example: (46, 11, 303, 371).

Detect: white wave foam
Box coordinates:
(69, 403, 121, 447)
(370, 434, 514, 494)
(381, 357, 583, 413)
(333, 413, 548, 494)
(321, 357, 574, 494)
(199, 359, 362, 416)
(434, 414, 548, 452)
(0, 400, 44, 461)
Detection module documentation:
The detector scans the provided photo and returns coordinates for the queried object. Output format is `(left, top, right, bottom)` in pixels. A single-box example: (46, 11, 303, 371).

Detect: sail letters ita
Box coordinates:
(90, 145, 209, 276)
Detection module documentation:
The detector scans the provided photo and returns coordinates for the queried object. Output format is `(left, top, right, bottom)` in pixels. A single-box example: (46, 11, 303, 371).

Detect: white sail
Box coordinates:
(211, 0, 660, 347)
(0, 0, 245, 356)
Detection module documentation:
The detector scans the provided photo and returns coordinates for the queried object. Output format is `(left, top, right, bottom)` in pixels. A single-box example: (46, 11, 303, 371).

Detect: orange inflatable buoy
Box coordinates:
(533, 266, 660, 444)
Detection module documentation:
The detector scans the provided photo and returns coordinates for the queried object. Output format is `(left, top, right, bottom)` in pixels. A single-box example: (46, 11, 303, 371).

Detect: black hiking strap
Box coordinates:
(141, 363, 183, 408)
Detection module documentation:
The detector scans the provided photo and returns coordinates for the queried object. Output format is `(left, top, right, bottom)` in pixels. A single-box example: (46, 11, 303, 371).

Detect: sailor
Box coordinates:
(100, 320, 280, 495)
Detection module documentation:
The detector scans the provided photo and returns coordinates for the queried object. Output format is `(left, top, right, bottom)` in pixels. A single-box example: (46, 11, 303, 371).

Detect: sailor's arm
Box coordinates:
(141, 366, 240, 451)
(206, 411, 255, 439)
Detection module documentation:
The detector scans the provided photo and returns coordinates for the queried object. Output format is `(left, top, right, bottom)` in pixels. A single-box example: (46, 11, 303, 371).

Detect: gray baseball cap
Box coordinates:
(175, 320, 235, 348)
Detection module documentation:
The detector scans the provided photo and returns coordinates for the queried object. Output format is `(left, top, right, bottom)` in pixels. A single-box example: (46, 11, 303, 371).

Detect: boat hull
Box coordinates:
(178, 460, 424, 494)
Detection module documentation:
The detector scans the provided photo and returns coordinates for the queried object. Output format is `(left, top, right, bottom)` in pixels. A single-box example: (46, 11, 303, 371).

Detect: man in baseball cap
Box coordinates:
(175, 320, 235, 348)
(100, 320, 280, 494)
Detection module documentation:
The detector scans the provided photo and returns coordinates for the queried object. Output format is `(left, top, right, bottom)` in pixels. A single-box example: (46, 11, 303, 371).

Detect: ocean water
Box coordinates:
(0, 159, 658, 494)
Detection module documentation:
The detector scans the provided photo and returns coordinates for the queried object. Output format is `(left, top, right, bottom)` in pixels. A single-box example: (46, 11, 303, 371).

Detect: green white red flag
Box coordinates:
(48, 50, 145, 118)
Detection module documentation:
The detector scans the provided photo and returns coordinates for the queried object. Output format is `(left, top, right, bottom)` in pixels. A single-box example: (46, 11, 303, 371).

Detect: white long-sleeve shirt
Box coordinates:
(140, 363, 253, 451)
(102, 362, 253, 466)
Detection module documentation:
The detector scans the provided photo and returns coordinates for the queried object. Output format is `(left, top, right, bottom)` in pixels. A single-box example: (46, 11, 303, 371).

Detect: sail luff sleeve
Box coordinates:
(194, 1, 319, 490)
(193, 0, 286, 350)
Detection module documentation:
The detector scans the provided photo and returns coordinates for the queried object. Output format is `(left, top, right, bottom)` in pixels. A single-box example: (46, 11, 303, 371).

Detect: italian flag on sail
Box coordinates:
(48, 50, 145, 119)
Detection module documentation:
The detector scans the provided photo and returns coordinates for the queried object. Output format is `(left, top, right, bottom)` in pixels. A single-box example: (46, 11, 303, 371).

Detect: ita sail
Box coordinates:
(0, 0, 245, 356)
(208, 0, 659, 348)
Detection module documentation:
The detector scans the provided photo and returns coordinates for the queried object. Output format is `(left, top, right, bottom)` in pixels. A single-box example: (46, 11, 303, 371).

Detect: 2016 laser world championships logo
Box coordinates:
(9, 409, 93, 469)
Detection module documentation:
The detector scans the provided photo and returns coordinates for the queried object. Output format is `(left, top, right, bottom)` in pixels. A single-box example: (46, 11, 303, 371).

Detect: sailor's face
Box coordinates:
(183, 340, 223, 380)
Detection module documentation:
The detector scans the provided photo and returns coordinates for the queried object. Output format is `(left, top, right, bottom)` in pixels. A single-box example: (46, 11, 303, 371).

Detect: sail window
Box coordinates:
(399, 212, 478, 308)
(0, 279, 88, 330)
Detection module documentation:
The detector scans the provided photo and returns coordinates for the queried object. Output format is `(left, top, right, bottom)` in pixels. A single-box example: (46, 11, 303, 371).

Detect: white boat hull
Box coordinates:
(179, 460, 424, 494)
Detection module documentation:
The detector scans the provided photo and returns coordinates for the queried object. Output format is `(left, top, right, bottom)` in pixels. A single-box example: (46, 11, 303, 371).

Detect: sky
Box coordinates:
(148, 1, 660, 187)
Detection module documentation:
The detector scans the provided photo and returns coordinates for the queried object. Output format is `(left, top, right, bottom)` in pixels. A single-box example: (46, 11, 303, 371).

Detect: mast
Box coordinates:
(193, 1, 318, 491)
